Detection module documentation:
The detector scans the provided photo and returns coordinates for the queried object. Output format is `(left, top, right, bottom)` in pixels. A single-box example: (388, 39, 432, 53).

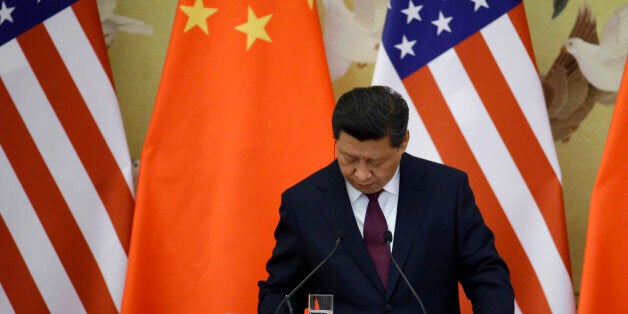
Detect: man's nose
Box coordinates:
(354, 162, 372, 181)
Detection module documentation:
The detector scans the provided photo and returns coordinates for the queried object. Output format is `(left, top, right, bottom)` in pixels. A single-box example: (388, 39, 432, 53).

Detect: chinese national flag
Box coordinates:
(121, 0, 335, 312)
(578, 58, 628, 313)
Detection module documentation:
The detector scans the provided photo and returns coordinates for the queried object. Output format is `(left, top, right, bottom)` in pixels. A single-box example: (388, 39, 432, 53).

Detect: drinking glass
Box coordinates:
(308, 294, 333, 314)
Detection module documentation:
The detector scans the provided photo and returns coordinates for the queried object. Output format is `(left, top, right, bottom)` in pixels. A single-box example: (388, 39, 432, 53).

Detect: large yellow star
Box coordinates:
(180, 0, 217, 34)
(234, 6, 272, 50)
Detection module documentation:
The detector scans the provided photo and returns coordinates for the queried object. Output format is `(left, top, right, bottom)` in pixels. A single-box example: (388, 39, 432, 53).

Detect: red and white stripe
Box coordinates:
(0, 2, 133, 313)
(373, 4, 574, 314)
(0, 284, 14, 314)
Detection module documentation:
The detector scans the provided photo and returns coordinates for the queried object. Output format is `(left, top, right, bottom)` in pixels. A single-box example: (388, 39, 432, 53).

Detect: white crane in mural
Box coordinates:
(564, 3, 628, 92)
(97, 0, 153, 47)
(543, 3, 627, 142)
(321, 0, 387, 80)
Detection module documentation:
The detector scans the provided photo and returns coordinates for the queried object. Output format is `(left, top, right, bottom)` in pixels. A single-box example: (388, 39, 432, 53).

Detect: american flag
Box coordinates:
(0, 0, 134, 313)
(372, 0, 575, 313)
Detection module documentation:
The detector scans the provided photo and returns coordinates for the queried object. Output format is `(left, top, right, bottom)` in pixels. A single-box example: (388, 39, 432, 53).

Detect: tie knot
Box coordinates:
(366, 190, 383, 202)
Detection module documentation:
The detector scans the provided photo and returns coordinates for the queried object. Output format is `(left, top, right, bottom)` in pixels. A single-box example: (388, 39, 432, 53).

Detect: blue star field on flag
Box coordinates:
(382, 0, 520, 79)
(0, 0, 77, 46)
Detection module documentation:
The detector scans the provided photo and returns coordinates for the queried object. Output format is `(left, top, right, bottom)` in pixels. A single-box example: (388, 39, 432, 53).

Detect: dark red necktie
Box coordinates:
(363, 190, 391, 289)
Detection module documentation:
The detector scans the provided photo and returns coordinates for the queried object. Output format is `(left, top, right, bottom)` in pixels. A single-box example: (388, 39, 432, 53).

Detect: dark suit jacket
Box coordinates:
(258, 153, 514, 313)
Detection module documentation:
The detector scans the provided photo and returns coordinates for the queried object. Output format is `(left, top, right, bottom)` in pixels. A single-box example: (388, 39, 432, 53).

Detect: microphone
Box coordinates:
(384, 230, 427, 314)
(274, 230, 346, 314)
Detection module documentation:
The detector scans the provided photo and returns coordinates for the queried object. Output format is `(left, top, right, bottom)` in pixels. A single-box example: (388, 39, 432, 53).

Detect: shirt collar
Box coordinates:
(345, 166, 401, 202)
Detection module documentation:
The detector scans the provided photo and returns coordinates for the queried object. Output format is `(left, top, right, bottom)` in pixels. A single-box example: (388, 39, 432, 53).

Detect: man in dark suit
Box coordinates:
(258, 86, 514, 313)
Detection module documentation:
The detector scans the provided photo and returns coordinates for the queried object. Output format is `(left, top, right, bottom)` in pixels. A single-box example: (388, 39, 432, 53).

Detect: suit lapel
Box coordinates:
(386, 154, 433, 299)
(316, 161, 387, 297)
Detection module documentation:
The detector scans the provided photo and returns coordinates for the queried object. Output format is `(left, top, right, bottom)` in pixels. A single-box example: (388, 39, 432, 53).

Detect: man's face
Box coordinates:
(335, 131, 409, 194)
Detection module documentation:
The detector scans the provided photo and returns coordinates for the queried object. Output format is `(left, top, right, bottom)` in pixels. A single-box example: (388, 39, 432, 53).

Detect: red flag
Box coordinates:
(0, 0, 134, 313)
(372, 0, 574, 312)
(578, 58, 628, 313)
(121, 0, 335, 312)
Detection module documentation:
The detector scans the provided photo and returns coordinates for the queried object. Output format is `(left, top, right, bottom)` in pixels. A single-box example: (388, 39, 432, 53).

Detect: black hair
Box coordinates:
(332, 85, 409, 147)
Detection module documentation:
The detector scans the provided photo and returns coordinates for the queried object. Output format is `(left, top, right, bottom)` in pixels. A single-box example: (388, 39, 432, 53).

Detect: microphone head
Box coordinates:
(383, 230, 393, 244)
(335, 229, 346, 241)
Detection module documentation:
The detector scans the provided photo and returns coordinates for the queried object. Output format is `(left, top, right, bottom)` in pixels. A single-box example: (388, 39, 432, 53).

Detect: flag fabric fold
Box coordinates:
(0, 0, 134, 313)
(578, 58, 628, 313)
(372, 0, 574, 312)
(121, 0, 335, 312)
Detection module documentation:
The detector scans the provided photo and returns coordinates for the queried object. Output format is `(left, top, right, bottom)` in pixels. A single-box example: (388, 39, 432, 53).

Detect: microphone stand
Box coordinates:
(274, 231, 345, 314)
(384, 231, 427, 314)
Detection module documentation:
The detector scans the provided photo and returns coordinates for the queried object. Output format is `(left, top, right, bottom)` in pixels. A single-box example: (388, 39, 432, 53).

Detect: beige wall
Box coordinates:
(108, 0, 626, 296)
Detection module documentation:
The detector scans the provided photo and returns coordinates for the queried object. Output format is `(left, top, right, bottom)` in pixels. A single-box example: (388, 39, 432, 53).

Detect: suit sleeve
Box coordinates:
(258, 195, 309, 314)
(455, 173, 515, 313)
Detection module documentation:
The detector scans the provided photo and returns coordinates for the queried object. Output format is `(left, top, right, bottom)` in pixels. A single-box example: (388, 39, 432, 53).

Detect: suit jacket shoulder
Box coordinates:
(282, 160, 344, 199)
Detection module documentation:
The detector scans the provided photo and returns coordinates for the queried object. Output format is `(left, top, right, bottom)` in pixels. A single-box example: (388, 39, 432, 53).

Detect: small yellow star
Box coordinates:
(234, 6, 272, 50)
(180, 0, 217, 34)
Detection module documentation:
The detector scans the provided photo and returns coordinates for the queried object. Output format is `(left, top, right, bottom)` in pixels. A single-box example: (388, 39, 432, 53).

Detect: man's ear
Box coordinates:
(400, 130, 410, 151)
